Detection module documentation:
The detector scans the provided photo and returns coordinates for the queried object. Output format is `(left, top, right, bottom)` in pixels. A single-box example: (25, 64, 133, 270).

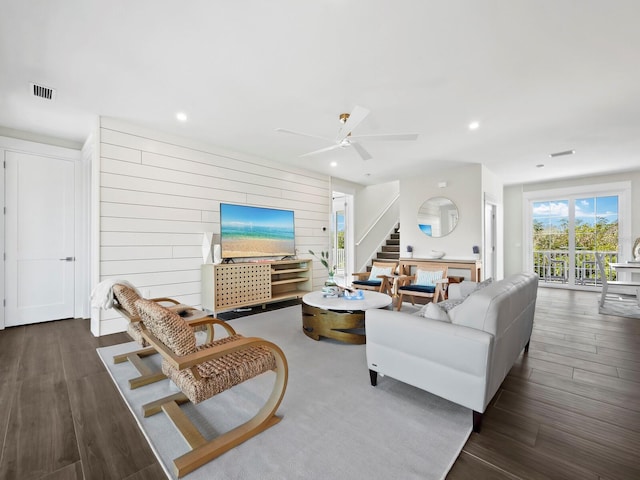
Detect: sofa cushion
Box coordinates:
(460, 277, 493, 297)
(399, 284, 436, 294)
(353, 279, 382, 287)
(448, 274, 531, 334)
(449, 277, 493, 299)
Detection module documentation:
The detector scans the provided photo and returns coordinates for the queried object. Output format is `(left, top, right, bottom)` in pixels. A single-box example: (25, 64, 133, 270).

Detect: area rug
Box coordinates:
(97, 305, 472, 480)
(599, 294, 640, 318)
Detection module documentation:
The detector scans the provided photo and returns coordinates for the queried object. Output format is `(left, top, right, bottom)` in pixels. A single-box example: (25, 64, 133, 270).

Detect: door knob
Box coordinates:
(59, 257, 75, 261)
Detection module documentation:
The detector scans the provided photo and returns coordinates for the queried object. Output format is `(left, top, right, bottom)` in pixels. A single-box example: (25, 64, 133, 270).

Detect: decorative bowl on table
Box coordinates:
(344, 289, 364, 300)
(427, 250, 445, 259)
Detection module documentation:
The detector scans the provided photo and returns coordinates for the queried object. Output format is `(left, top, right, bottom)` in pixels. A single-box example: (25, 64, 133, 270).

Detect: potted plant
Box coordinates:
(406, 245, 413, 258)
(308, 250, 336, 285)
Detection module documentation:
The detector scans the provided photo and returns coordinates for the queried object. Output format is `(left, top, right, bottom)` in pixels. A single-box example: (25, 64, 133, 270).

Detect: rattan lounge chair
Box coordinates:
(135, 298, 288, 478)
(111, 283, 233, 389)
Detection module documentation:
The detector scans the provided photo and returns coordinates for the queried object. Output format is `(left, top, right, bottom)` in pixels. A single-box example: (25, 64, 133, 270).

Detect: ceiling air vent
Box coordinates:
(30, 83, 56, 100)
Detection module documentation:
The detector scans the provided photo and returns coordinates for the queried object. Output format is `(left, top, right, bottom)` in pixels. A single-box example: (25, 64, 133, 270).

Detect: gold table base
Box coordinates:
(301, 302, 366, 344)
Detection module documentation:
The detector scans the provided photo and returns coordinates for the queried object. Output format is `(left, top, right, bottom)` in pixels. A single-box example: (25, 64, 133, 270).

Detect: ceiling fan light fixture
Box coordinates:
(277, 105, 415, 162)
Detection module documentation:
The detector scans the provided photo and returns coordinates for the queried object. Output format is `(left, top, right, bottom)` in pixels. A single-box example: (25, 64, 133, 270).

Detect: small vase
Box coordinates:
(325, 273, 336, 286)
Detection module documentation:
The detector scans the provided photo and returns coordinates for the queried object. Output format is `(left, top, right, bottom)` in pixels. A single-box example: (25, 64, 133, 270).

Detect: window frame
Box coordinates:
(523, 181, 631, 287)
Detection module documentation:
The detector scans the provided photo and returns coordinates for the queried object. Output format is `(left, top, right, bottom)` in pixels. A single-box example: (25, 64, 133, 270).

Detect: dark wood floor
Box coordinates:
(0, 288, 638, 479)
(448, 287, 640, 480)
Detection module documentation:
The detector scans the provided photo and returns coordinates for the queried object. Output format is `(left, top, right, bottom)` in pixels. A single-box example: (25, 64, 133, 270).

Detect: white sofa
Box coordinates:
(365, 272, 538, 432)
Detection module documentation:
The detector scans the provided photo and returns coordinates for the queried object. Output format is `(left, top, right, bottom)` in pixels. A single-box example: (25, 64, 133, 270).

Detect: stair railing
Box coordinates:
(356, 194, 400, 246)
(355, 194, 400, 273)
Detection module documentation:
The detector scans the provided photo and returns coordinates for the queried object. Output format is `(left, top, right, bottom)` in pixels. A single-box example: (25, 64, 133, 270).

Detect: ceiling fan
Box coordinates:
(275, 106, 418, 161)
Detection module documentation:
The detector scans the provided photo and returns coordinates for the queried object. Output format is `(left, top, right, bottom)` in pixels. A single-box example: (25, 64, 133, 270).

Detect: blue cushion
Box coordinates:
(353, 280, 382, 287)
(399, 284, 436, 294)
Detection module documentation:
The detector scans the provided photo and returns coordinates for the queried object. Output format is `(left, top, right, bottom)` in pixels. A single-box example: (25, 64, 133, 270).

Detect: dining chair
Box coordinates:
(396, 265, 448, 311)
(352, 261, 398, 293)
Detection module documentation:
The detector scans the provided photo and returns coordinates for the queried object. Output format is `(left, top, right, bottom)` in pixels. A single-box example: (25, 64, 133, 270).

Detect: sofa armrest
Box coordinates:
(448, 283, 463, 299)
(366, 308, 492, 377)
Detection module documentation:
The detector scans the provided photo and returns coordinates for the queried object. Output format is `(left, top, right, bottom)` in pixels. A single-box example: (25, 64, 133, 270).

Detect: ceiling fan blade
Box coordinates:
(349, 133, 419, 142)
(300, 144, 342, 157)
(336, 105, 370, 142)
(351, 142, 373, 161)
(275, 128, 333, 143)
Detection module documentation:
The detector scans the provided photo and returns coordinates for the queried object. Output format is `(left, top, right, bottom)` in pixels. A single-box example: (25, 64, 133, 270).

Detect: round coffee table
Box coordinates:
(301, 290, 392, 344)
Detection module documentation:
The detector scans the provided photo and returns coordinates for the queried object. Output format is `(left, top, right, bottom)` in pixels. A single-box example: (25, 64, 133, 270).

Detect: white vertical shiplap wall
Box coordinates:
(93, 118, 331, 336)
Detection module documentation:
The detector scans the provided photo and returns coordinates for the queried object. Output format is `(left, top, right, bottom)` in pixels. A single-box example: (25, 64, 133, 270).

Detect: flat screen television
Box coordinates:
(220, 203, 296, 259)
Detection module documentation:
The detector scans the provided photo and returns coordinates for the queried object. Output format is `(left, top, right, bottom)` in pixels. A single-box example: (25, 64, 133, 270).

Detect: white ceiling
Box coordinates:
(1, 0, 639, 186)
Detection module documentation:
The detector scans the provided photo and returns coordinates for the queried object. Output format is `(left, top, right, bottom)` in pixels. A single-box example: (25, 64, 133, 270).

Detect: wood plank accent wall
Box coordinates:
(94, 118, 331, 335)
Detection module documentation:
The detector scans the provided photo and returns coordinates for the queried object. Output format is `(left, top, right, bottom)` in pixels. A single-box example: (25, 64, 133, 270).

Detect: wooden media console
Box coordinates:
(201, 259, 313, 314)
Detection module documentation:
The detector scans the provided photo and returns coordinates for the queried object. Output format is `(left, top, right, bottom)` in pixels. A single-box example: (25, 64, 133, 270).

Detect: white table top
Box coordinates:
(302, 290, 392, 311)
(610, 262, 640, 270)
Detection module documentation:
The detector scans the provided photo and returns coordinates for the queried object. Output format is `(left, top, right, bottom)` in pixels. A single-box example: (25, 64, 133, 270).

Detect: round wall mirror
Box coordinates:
(417, 197, 459, 237)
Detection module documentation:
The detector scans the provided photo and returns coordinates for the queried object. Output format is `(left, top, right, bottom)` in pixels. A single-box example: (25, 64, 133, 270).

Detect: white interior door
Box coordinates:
(484, 201, 496, 280)
(5, 151, 75, 326)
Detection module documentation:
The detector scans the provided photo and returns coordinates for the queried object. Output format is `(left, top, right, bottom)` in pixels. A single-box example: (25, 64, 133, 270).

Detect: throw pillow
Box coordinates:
(415, 302, 451, 322)
(438, 297, 467, 313)
(368, 264, 393, 281)
(478, 277, 493, 289)
(416, 297, 465, 322)
(415, 269, 444, 286)
(458, 281, 480, 299)
(458, 277, 493, 299)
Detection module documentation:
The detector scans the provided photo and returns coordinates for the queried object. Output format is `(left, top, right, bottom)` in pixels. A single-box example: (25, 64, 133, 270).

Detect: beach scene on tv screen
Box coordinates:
(221, 204, 295, 258)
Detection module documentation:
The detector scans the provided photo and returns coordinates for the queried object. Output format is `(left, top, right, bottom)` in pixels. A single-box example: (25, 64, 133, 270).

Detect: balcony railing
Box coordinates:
(335, 248, 346, 274)
(533, 250, 618, 285)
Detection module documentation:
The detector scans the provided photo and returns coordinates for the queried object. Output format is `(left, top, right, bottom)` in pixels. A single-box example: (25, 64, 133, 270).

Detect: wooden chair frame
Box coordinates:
(352, 261, 399, 294)
(396, 266, 449, 311)
(139, 316, 288, 478)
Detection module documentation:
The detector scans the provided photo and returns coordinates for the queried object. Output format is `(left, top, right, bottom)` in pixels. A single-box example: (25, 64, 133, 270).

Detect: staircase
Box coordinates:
(366, 224, 400, 270)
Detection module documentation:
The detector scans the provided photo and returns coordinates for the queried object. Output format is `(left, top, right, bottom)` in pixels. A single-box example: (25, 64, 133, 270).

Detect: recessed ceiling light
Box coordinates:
(330, 161, 337, 167)
(468, 121, 480, 130)
(176, 112, 188, 122)
(549, 149, 575, 158)
(536, 164, 545, 168)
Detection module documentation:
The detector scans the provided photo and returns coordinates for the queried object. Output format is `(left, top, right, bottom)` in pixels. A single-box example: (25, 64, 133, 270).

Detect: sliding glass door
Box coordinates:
(526, 183, 630, 289)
